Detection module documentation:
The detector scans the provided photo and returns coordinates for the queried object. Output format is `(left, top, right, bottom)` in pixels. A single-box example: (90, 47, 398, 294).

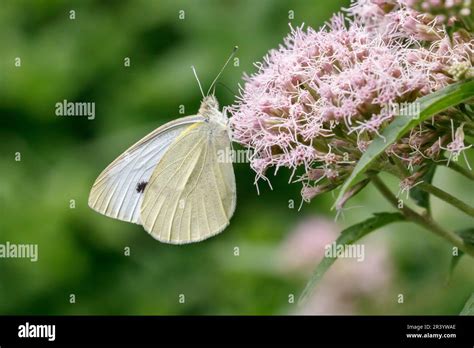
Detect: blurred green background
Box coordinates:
(1, 0, 473, 315)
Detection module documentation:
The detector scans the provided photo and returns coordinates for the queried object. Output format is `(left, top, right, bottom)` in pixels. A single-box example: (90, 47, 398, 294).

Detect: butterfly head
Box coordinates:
(200, 95, 218, 112)
(199, 95, 225, 122)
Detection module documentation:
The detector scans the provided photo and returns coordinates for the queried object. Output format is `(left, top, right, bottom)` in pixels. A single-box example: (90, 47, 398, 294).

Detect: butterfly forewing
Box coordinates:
(140, 120, 236, 244)
(88, 115, 204, 224)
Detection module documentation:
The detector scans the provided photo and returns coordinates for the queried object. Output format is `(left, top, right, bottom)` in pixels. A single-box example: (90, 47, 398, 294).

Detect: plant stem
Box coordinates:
(440, 160, 474, 181)
(384, 160, 474, 216)
(368, 173, 474, 257)
(418, 182, 474, 217)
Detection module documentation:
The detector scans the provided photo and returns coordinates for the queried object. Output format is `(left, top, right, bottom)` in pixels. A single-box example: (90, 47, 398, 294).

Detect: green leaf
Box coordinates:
(460, 293, 474, 315)
(456, 227, 474, 245)
(448, 250, 464, 283)
(410, 164, 436, 213)
(298, 212, 405, 304)
(448, 228, 474, 281)
(335, 79, 474, 208)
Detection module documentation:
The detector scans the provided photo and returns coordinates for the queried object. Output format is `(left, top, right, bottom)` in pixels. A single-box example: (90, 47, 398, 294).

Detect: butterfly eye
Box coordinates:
(136, 181, 148, 193)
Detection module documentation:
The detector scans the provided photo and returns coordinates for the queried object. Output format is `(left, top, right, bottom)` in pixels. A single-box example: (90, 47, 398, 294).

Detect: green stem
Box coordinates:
(368, 173, 474, 257)
(391, 156, 410, 177)
(418, 182, 474, 217)
(384, 161, 474, 217)
(440, 160, 474, 181)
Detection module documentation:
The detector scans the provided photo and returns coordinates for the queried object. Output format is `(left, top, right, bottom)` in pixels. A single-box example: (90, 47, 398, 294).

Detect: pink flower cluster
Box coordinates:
(349, 0, 472, 39)
(229, 3, 473, 202)
(403, 0, 472, 24)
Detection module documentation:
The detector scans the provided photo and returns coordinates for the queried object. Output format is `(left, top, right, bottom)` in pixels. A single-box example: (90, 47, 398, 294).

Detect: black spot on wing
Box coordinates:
(136, 181, 148, 193)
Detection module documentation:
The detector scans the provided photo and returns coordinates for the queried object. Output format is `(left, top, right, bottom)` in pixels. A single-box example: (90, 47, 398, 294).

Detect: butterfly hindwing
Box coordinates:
(140, 121, 236, 244)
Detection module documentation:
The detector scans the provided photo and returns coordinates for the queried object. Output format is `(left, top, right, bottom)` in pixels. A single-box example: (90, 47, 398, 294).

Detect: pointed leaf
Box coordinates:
(460, 293, 474, 315)
(335, 79, 474, 208)
(456, 227, 474, 245)
(299, 212, 405, 304)
(410, 164, 436, 213)
(448, 228, 474, 280)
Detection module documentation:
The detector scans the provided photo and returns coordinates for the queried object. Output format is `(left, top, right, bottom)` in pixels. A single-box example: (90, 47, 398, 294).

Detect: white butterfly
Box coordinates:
(88, 50, 237, 244)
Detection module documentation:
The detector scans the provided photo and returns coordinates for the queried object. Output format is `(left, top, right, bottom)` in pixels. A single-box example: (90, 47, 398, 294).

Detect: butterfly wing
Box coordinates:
(88, 115, 205, 224)
(140, 121, 236, 244)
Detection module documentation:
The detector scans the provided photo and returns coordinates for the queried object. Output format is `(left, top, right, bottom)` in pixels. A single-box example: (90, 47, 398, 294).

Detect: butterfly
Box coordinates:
(88, 48, 238, 244)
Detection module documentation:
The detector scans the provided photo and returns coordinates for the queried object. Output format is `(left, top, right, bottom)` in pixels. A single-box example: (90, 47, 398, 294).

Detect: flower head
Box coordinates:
(229, 13, 472, 201)
(349, 0, 472, 32)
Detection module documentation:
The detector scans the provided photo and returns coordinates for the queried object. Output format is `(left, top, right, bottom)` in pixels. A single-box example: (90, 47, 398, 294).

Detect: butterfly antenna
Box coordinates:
(207, 46, 238, 96)
(216, 82, 237, 97)
(191, 65, 205, 98)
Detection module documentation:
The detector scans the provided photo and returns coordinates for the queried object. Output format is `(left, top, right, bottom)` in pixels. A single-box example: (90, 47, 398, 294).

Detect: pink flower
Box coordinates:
(229, 13, 472, 200)
(349, 0, 472, 31)
(278, 217, 338, 272)
(277, 217, 393, 314)
(402, 0, 472, 23)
